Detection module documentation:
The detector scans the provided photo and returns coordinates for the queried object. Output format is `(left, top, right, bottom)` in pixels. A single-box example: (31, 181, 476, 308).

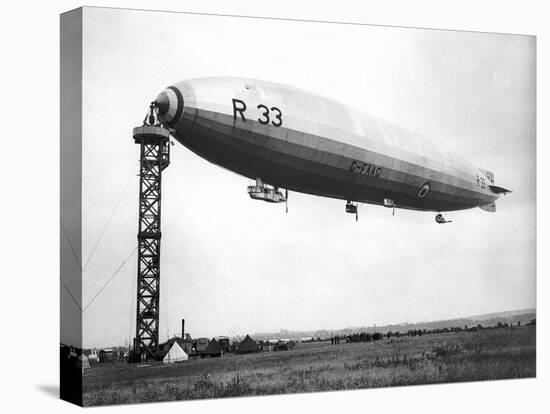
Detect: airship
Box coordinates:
(154, 77, 510, 222)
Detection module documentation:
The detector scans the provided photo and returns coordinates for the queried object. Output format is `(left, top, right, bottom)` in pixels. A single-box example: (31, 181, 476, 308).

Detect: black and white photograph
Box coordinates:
(57, 5, 539, 407)
(7, 0, 550, 412)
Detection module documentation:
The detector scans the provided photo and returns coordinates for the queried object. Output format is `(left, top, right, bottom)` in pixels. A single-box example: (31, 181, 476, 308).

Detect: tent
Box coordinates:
(236, 334, 261, 354)
(88, 349, 98, 362)
(163, 341, 189, 364)
(203, 339, 223, 358)
(160, 337, 193, 357)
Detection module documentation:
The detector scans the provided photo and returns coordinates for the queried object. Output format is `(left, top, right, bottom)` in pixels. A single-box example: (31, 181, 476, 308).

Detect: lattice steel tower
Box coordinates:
(132, 104, 170, 360)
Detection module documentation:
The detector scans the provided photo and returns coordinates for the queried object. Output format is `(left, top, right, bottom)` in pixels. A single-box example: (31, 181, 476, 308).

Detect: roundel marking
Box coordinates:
(166, 86, 184, 127)
(417, 182, 431, 199)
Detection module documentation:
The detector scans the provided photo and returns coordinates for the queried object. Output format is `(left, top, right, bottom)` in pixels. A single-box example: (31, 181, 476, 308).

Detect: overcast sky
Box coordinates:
(63, 8, 535, 348)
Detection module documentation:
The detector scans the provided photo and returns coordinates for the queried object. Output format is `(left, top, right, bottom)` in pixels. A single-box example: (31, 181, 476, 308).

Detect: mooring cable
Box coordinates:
(170, 183, 246, 339)
(167, 256, 243, 340)
(61, 278, 82, 311)
(83, 246, 137, 312)
(83, 162, 139, 273)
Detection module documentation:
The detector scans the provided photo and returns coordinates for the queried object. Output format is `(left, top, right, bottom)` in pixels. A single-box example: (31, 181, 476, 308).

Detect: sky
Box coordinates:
(61, 7, 535, 348)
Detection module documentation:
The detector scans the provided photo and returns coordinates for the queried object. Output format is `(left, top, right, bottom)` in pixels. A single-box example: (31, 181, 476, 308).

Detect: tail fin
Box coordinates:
(479, 168, 495, 184)
(478, 169, 510, 212)
(489, 185, 512, 195)
(479, 168, 511, 195)
(479, 202, 496, 213)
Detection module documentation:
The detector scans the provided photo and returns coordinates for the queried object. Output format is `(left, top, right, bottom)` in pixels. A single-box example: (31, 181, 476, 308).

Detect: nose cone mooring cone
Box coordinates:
(155, 92, 170, 117)
(154, 87, 183, 128)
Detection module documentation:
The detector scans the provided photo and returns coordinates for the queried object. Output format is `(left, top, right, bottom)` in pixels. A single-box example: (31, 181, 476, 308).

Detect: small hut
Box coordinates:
(214, 336, 231, 353)
(193, 337, 210, 355)
(98, 348, 114, 363)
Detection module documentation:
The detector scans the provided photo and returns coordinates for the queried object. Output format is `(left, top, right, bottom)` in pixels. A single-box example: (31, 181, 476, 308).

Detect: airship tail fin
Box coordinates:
(479, 168, 512, 195)
(479, 202, 496, 213)
(479, 168, 495, 184)
(489, 185, 512, 195)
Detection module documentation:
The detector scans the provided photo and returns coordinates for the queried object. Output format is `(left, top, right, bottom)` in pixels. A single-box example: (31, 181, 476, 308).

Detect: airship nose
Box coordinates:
(155, 92, 170, 117)
(154, 86, 184, 128)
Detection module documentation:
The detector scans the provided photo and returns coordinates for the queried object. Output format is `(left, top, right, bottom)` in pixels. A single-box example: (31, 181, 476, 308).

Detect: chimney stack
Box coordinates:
(181, 319, 185, 339)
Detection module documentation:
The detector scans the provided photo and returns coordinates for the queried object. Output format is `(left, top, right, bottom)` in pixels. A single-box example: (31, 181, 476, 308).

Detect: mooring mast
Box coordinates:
(132, 103, 170, 360)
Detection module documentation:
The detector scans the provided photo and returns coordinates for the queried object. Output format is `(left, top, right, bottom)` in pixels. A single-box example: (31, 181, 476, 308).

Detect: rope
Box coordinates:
(161, 169, 242, 341)
(83, 162, 138, 273)
(175, 212, 244, 339)
(172, 258, 242, 341)
(171, 183, 246, 338)
(167, 257, 242, 340)
(61, 221, 81, 270)
(83, 246, 137, 312)
(60, 221, 83, 311)
(61, 278, 81, 311)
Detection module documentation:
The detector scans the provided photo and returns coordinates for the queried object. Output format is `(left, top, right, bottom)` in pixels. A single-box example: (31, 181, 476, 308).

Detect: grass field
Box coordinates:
(82, 324, 536, 406)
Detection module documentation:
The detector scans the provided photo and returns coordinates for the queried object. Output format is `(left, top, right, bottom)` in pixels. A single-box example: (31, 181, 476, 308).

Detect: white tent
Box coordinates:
(163, 341, 188, 364)
(88, 349, 98, 362)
